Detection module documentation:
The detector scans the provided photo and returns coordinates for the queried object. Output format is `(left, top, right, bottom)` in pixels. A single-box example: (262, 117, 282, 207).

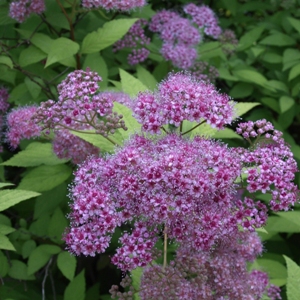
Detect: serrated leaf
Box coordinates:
(284, 255, 300, 300)
(0, 190, 40, 211)
(64, 270, 86, 300)
(57, 251, 76, 281)
(234, 102, 260, 117)
(113, 103, 141, 138)
(45, 37, 79, 68)
(260, 32, 296, 46)
(28, 245, 61, 275)
(0, 234, 16, 251)
(279, 96, 295, 113)
(137, 65, 157, 91)
(120, 68, 148, 97)
(8, 260, 35, 280)
(131, 267, 143, 300)
(2, 142, 68, 167)
(0, 56, 13, 68)
(70, 130, 116, 153)
(17, 164, 72, 192)
(19, 45, 47, 67)
(232, 69, 267, 86)
(81, 18, 138, 54)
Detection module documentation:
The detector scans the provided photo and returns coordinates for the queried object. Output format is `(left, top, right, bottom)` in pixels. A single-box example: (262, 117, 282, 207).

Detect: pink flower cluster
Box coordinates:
(33, 69, 127, 137)
(149, 10, 201, 68)
(81, 0, 146, 11)
(129, 72, 234, 133)
(9, 0, 45, 23)
(113, 19, 150, 65)
(184, 3, 222, 39)
(237, 120, 299, 211)
(65, 133, 273, 265)
(6, 106, 42, 149)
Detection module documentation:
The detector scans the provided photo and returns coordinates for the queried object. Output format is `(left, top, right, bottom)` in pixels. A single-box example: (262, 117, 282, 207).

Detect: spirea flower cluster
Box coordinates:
(9, 0, 45, 23)
(128, 72, 234, 133)
(81, 0, 146, 11)
(113, 19, 150, 65)
(6, 106, 42, 149)
(33, 69, 127, 137)
(149, 10, 201, 68)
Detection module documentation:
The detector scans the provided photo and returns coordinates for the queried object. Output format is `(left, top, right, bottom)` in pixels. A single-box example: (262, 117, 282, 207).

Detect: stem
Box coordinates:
(161, 126, 169, 134)
(163, 225, 168, 269)
(42, 257, 53, 300)
(181, 120, 206, 136)
(56, 0, 81, 69)
(179, 121, 183, 134)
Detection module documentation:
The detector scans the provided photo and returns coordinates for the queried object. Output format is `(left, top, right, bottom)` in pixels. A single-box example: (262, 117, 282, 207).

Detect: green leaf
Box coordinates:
(137, 65, 158, 91)
(261, 52, 282, 64)
(283, 49, 300, 71)
(113, 103, 141, 138)
(0, 56, 13, 68)
(0, 234, 16, 251)
(265, 216, 300, 233)
(64, 270, 86, 300)
(287, 17, 300, 34)
(19, 45, 47, 67)
(81, 19, 138, 54)
(234, 102, 260, 117)
(31, 34, 53, 54)
(260, 97, 280, 113)
(45, 37, 79, 68)
(232, 69, 267, 86)
(0, 65, 16, 85)
(22, 240, 37, 259)
(17, 164, 72, 192)
(212, 128, 243, 140)
(24, 77, 42, 99)
(260, 32, 296, 46)
(0, 251, 9, 277)
(27, 245, 61, 275)
(2, 142, 68, 167)
(284, 255, 300, 300)
(83, 53, 108, 89)
(131, 267, 143, 300)
(237, 26, 265, 51)
(0, 224, 15, 235)
(48, 207, 67, 244)
(8, 260, 35, 280)
(34, 183, 68, 219)
(0, 190, 40, 212)
(120, 68, 148, 97)
(0, 183, 14, 188)
(70, 130, 115, 153)
(252, 259, 287, 286)
(57, 251, 77, 281)
(279, 96, 295, 113)
(218, 68, 239, 81)
(229, 82, 254, 98)
(288, 63, 300, 81)
(265, 80, 288, 93)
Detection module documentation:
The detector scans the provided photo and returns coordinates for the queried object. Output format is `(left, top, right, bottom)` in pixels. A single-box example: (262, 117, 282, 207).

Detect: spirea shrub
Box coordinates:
(27, 70, 293, 299)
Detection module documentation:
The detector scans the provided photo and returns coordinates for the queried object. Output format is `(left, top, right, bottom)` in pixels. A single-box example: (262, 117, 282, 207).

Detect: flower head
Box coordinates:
(9, 0, 45, 23)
